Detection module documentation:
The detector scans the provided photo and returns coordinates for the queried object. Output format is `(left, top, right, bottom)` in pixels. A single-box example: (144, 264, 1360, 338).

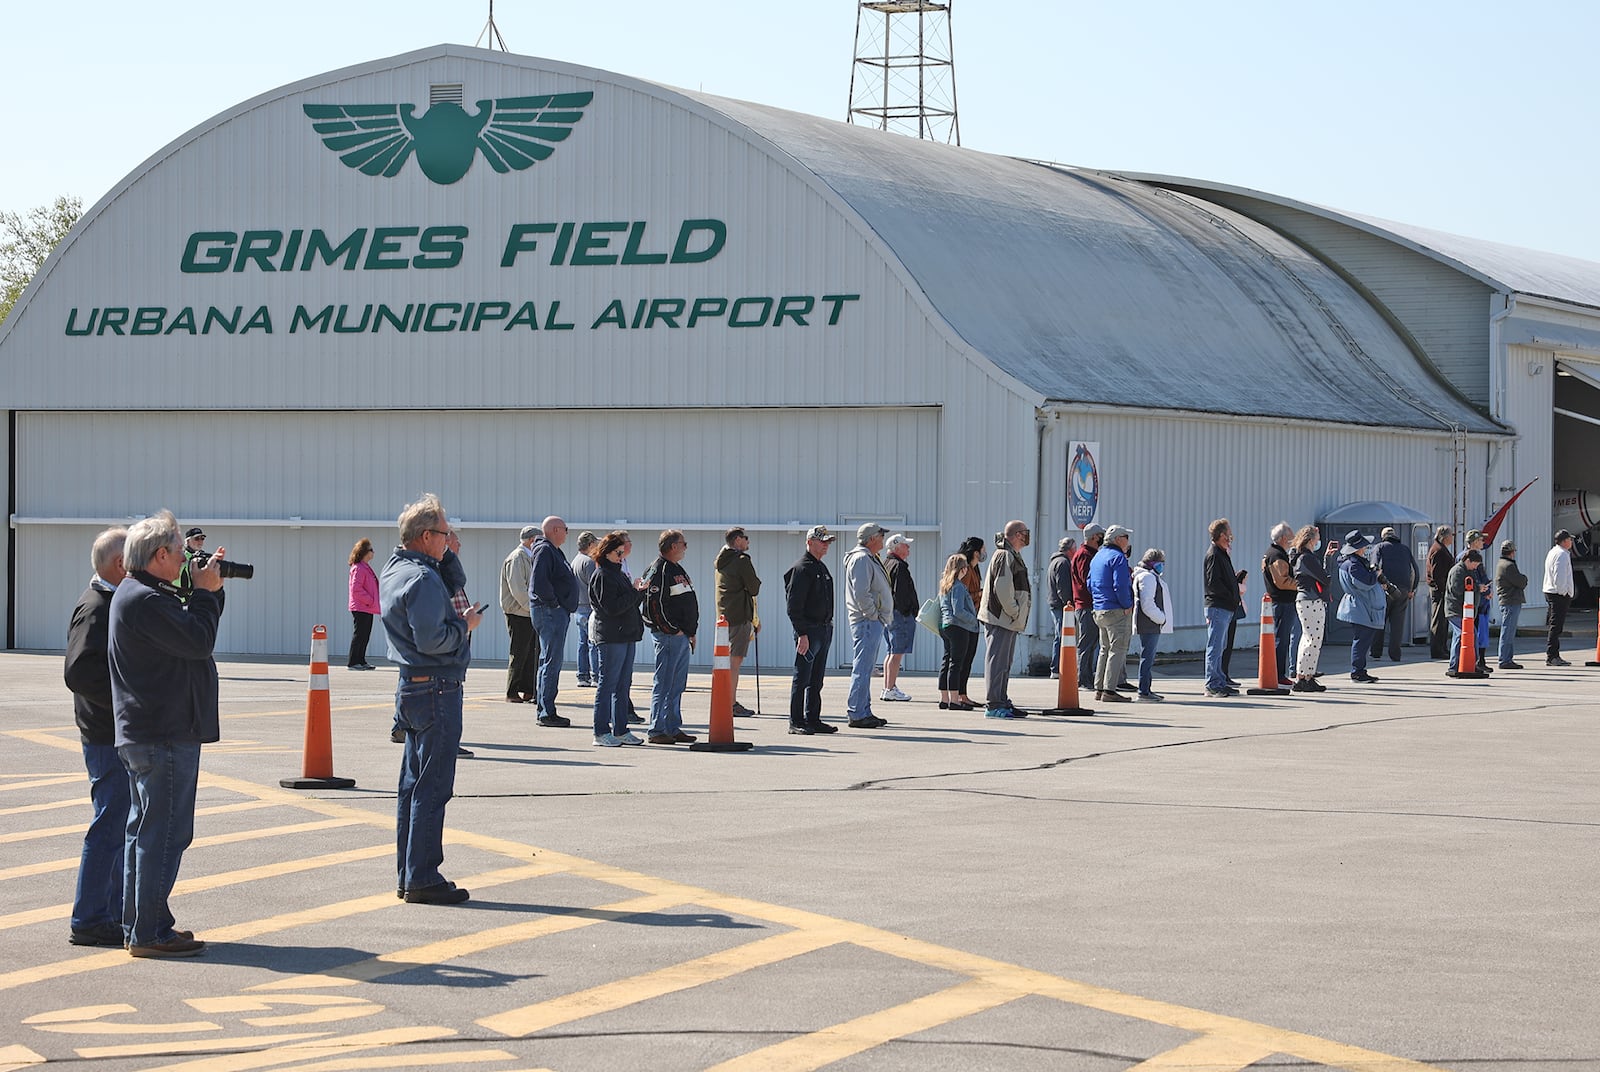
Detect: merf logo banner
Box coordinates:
(304, 91, 594, 185)
(1068, 441, 1101, 530)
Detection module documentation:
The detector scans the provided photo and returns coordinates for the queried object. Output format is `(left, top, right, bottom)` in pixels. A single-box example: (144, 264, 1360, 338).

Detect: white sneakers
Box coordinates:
(593, 731, 645, 747)
(879, 687, 912, 702)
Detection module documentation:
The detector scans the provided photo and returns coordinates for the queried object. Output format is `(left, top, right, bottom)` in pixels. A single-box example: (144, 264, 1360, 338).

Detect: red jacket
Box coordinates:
(1069, 543, 1097, 609)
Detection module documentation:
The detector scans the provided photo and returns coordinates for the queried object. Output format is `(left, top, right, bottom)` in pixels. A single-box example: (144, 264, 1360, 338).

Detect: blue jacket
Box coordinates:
(109, 571, 223, 746)
(1336, 554, 1386, 629)
(939, 581, 980, 633)
(1088, 546, 1133, 610)
(528, 536, 578, 612)
(1374, 537, 1418, 593)
(380, 548, 472, 677)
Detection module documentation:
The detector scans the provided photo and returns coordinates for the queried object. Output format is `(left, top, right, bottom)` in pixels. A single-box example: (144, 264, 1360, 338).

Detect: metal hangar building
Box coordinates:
(3, 44, 1597, 670)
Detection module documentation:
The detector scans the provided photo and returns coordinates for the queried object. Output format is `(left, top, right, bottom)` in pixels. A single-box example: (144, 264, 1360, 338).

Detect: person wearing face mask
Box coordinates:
(1130, 548, 1171, 701)
(1290, 525, 1335, 692)
(1335, 531, 1386, 683)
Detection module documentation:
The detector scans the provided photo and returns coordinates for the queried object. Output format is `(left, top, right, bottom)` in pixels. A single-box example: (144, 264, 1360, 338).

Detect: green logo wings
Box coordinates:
(303, 92, 594, 185)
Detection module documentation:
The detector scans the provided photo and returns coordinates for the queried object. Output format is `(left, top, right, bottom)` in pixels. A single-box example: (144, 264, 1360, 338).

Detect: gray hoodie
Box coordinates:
(843, 545, 893, 626)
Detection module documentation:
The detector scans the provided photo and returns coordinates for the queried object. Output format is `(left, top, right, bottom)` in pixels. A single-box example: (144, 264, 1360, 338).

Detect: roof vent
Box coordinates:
(431, 83, 464, 105)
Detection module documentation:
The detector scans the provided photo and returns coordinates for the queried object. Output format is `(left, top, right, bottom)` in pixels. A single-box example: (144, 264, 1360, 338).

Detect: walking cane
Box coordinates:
(752, 615, 762, 716)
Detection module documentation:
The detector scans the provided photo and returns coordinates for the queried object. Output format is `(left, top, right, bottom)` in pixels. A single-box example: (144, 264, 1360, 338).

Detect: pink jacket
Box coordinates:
(348, 560, 380, 614)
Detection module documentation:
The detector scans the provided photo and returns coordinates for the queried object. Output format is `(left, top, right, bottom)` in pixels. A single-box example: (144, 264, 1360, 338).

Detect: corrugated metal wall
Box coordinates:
(1035, 406, 1492, 652)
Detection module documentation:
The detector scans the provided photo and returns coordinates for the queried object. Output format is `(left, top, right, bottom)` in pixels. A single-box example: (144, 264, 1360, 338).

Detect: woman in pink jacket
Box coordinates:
(347, 538, 380, 669)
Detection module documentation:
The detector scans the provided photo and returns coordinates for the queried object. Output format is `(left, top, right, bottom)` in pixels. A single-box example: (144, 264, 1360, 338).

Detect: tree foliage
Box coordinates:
(0, 195, 83, 328)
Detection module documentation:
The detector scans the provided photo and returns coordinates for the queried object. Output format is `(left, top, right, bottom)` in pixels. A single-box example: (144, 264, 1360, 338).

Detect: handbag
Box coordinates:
(916, 596, 943, 635)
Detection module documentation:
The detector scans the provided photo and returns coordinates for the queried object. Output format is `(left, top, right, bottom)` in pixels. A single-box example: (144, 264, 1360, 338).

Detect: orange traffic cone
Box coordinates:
(1041, 612, 1094, 716)
(281, 625, 356, 789)
(691, 616, 753, 752)
(1246, 596, 1290, 695)
(1455, 579, 1483, 679)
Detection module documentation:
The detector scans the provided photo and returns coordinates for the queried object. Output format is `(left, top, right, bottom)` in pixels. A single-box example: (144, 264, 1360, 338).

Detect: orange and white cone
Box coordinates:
(691, 616, 753, 752)
(1246, 596, 1290, 695)
(281, 624, 356, 789)
(1455, 579, 1482, 678)
(1042, 612, 1094, 716)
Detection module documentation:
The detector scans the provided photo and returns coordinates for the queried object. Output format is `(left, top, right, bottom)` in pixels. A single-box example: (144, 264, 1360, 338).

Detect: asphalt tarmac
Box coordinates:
(2, 638, 1595, 1072)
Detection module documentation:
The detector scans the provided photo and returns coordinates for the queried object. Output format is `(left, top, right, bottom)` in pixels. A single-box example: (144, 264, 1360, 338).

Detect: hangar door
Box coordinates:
(12, 408, 943, 670)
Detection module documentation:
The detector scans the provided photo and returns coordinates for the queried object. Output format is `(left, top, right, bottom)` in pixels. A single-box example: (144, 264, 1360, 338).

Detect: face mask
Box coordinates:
(1151, 562, 1164, 575)
(1363, 547, 1375, 561)
(1310, 540, 1321, 552)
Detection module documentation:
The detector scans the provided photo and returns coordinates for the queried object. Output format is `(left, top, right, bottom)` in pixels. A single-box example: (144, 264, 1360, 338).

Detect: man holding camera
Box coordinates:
(109, 510, 226, 957)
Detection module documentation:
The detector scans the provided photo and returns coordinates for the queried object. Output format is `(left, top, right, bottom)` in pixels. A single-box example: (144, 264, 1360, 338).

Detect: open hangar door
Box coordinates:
(1553, 361, 1600, 605)
(10, 407, 946, 670)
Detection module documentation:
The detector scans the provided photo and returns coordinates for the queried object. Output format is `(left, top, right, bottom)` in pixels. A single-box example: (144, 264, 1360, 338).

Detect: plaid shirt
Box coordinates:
(450, 586, 471, 618)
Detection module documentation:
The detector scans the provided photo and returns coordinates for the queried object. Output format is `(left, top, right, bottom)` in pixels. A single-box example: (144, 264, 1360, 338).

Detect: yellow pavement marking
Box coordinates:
(0, 841, 392, 931)
(0, 861, 553, 993)
(22, 1003, 137, 1023)
(0, 1044, 47, 1071)
(0, 797, 283, 848)
(34, 1018, 222, 1035)
(0, 774, 82, 794)
(251, 889, 678, 991)
(130, 1026, 456, 1072)
(707, 977, 1024, 1071)
(189, 995, 385, 1028)
(1124, 1033, 1281, 1072)
(0, 796, 90, 817)
(479, 926, 849, 1038)
(275, 1052, 533, 1072)
(77, 1032, 332, 1059)
(0, 800, 287, 882)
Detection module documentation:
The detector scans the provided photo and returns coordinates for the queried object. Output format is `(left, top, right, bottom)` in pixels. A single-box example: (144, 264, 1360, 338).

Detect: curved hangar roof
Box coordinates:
(694, 93, 1499, 433)
(7, 45, 1499, 434)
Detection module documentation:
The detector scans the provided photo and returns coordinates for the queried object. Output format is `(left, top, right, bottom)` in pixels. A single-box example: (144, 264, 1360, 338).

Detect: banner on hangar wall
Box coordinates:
(1067, 441, 1101, 532)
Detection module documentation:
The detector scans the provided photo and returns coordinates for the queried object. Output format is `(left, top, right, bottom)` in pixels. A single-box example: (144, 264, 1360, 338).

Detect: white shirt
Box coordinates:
(1543, 544, 1574, 597)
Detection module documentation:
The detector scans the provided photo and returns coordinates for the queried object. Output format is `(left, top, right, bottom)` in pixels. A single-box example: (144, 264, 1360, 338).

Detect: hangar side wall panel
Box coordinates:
(1038, 409, 1474, 649)
(1180, 191, 1492, 406)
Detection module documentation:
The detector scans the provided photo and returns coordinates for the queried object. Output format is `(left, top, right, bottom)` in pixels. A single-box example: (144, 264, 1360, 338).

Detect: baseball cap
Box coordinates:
(519, 525, 539, 540)
(725, 526, 748, 543)
(1084, 523, 1106, 539)
(1555, 528, 1574, 543)
(806, 525, 837, 543)
(185, 527, 206, 539)
(1381, 526, 1397, 540)
(856, 522, 889, 544)
(1105, 524, 1131, 543)
(885, 534, 914, 552)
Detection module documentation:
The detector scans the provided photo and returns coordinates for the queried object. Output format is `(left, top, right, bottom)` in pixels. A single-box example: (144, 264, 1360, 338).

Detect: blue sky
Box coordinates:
(7, 0, 1598, 260)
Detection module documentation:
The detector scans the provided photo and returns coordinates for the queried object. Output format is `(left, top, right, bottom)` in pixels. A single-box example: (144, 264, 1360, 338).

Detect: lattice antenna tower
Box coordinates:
(476, 0, 509, 51)
(847, 2, 961, 145)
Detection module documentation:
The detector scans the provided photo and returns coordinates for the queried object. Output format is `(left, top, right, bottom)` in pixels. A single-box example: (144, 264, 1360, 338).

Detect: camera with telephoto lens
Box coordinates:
(192, 550, 254, 580)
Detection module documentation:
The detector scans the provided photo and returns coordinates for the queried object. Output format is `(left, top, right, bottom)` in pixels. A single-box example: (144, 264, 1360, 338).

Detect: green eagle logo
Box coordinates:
(303, 91, 594, 185)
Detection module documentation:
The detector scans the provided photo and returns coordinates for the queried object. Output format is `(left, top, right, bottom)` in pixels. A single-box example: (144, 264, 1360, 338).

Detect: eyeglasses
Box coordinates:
(427, 529, 449, 538)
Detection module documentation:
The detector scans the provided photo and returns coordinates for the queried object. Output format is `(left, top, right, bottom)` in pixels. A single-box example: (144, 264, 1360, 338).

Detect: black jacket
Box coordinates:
(1375, 536, 1418, 593)
(1047, 550, 1073, 610)
(784, 552, 834, 633)
(64, 580, 116, 745)
(885, 556, 919, 616)
(643, 556, 699, 637)
(1203, 544, 1243, 611)
(588, 557, 646, 644)
(109, 570, 224, 746)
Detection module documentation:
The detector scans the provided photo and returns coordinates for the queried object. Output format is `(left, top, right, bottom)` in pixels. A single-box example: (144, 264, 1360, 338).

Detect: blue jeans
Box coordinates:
(650, 632, 691, 736)
(1448, 615, 1465, 670)
(395, 677, 462, 892)
(791, 625, 832, 727)
(530, 605, 571, 718)
(1049, 607, 1065, 673)
(118, 740, 201, 947)
(1137, 632, 1160, 695)
(575, 610, 594, 681)
(74, 742, 129, 933)
(1204, 606, 1233, 691)
(1499, 603, 1522, 666)
(1476, 599, 1490, 651)
(1286, 603, 1303, 673)
(847, 619, 886, 719)
(594, 641, 636, 736)
(1075, 607, 1100, 685)
(1350, 624, 1375, 674)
